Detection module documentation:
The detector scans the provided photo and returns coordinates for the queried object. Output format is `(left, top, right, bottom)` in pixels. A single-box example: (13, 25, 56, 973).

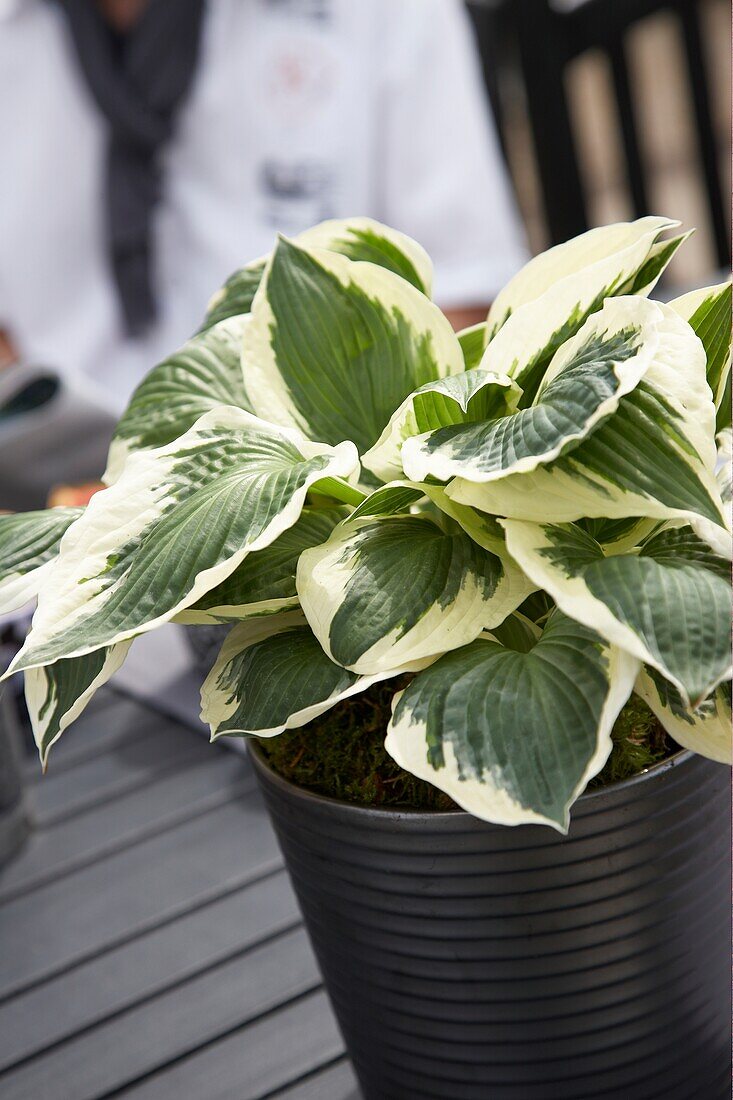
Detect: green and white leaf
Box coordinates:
(297, 512, 527, 675)
(620, 231, 691, 297)
(419, 484, 511, 555)
(385, 611, 639, 832)
(457, 322, 489, 369)
(670, 280, 731, 413)
(635, 668, 732, 765)
(242, 237, 463, 455)
(0, 508, 81, 615)
(296, 216, 433, 297)
(26, 642, 132, 768)
(347, 480, 536, 613)
(576, 516, 660, 553)
(451, 303, 730, 554)
(402, 296, 661, 484)
(487, 215, 677, 339)
(200, 260, 267, 331)
(6, 408, 359, 674)
(715, 427, 731, 529)
(104, 316, 253, 483)
(201, 615, 431, 739)
(483, 217, 680, 400)
(199, 216, 433, 333)
(177, 507, 343, 624)
(349, 481, 427, 520)
(502, 519, 731, 707)
(362, 368, 521, 483)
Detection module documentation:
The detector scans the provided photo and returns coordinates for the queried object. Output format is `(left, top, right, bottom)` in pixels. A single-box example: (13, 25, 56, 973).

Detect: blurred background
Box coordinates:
(468, 0, 730, 277)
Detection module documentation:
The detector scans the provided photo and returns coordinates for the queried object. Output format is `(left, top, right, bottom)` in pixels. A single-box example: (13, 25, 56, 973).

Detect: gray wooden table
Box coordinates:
(0, 688, 361, 1099)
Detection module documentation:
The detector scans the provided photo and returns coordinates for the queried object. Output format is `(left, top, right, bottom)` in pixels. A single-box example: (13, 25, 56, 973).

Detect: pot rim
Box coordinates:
(248, 737, 694, 822)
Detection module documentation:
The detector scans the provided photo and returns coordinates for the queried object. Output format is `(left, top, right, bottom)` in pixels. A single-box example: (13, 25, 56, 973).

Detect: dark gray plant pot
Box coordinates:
(250, 743, 731, 1100)
(0, 688, 30, 866)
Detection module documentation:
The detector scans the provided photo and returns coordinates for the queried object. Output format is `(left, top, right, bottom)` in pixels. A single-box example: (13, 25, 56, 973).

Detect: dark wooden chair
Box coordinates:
(467, 0, 730, 267)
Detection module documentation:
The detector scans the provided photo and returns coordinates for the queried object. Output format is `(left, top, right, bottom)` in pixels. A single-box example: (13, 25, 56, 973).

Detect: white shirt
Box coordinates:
(0, 0, 527, 408)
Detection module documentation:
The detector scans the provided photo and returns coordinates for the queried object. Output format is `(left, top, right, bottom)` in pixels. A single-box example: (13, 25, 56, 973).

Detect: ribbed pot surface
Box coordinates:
(250, 746, 732, 1100)
(0, 689, 29, 866)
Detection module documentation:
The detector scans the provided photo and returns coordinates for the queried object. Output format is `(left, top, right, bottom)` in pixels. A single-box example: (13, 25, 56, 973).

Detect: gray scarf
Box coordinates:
(51, 0, 207, 335)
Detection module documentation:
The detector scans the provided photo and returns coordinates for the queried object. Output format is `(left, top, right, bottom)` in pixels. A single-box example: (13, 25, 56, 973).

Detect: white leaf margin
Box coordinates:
(501, 517, 732, 708)
(26, 641, 132, 769)
(385, 635, 640, 832)
(635, 669, 732, 765)
(242, 241, 463, 440)
(6, 408, 359, 676)
(200, 612, 435, 740)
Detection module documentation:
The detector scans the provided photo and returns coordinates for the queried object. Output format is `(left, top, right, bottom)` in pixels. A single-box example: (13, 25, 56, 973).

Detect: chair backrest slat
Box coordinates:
(677, 2, 730, 268)
(471, 0, 730, 266)
(608, 35, 651, 219)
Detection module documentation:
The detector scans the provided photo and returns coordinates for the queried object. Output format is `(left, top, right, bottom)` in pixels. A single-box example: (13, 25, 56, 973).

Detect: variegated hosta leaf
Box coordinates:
(385, 611, 639, 832)
(0, 508, 81, 615)
(577, 516, 660, 553)
(347, 479, 536, 610)
(402, 296, 661, 485)
(362, 369, 521, 483)
(451, 303, 730, 554)
(635, 668, 732, 765)
(715, 427, 731, 528)
(296, 217, 433, 297)
(716, 372, 731, 433)
(417, 484, 511, 555)
(177, 507, 344, 624)
(347, 479, 532, 598)
(457, 322, 489, 370)
(296, 513, 527, 675)
(6, 408, 359, 675)
(619, 231, 693, 297)
(200, 260, 266, 332)
(670, 281, 731, 415)
(104, 316, 253, 484)
(25, 643, 132, 768)
(502, 520, 731, 708)
(483, 216, 682, 399)
(487, 216, 677, 338)
(199, 218, 433, 333)
(242, 237, 463, 455)
(349, 482, 427, 520)
(201, 615, 430, 739)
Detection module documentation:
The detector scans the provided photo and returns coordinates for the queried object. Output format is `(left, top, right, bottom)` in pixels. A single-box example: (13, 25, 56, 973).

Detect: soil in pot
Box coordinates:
(257, 676, 676, 810)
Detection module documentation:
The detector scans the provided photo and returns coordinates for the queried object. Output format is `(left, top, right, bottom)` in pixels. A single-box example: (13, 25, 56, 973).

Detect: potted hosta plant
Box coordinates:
(1, 216, 730, 1098)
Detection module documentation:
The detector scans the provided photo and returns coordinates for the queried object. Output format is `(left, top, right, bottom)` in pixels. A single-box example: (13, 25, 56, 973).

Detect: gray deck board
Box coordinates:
(0, 751, 252, 903)
(0, 689, 352, 1098)
(25, 718, 209, 826)
(0, 793, 282, 999)
(270, 1059, 360, 1099)
(21, 692, 155, 780)
(0, 869, 298, 1073)
(0, 927, 322, 1100)
(0, 686, 354, 1091)
(121, 989, 345, 1100)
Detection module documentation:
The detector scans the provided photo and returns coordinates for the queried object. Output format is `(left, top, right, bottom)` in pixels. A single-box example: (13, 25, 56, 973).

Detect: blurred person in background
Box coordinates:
(0, 0, 526, 414)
